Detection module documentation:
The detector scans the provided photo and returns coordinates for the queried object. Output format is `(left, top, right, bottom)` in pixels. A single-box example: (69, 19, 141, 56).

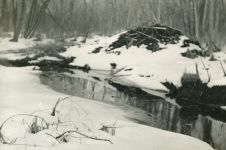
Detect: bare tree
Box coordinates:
(10, 0, 26, 42)
(0, 0, 225, 47)
(24, 0, 38, 38)
(193, 0, 199, 40)
(24, 0, 51, 38)
(0, 0, 10, 32)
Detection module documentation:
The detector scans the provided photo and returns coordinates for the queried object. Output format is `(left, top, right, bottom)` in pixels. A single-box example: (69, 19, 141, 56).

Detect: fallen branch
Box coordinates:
(55, 130, 113, 144)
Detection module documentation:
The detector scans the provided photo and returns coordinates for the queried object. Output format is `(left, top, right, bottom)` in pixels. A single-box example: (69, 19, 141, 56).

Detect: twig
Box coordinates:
(4, 143, 52, 147)
(195, 63, 200, 79)
(0, 114, 48, 131)
(133, 30, 160, 42)
(200, 58, 211, 83)
(0, 114, 48, 144)
(113, 66, 127, 75)
(55, 130, 113, 144)
(51, 96, 73, 116)
(220, 61, 226, 76)
(200, 58, 207, 69)
(30, 108, 52, 115)
(150, 26, 167, 30)
(45, 133, 60, 143)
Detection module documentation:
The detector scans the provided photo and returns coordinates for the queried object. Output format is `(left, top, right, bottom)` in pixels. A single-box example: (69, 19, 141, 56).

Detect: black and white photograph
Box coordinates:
(0, 0, 226, 150)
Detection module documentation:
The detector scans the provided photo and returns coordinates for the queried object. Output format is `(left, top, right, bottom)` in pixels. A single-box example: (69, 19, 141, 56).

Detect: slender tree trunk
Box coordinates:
(11, 0, 26, 42)
(202, 0, 208, 38)
(69, 0, 75, 32)
(24, 0, 51, 38)
(214, 0, 220, 46)
(11, 0, 18, 38)
(60, 0, 64, 37)
(193, 0, 199, 40)
(24, 0, 38, 38)
(208, 0, 215, 57)
(157, 0, 161, 23)
(187, 1, 193, 38)
(0, 0, 9, 32)
(81, 0, 89, 43)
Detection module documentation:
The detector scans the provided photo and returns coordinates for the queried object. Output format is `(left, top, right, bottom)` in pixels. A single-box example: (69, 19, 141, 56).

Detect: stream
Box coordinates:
(40, 69, 226, 150)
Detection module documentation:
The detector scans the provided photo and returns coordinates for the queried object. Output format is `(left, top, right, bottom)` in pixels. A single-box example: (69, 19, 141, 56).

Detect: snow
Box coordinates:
(0, 38, 54, 60)
(221, 106, 226, 111)
(0, 65, 214, 150)
(0, 38, 34, 52)
(29, 56, 61, 64)
(0, 38, 54, 52)
(61, 35, 226, 91)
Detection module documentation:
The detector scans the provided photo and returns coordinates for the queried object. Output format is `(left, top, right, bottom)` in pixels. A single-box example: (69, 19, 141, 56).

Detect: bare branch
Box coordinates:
(0, 114, 48, 144)
(220, 61, 226, 76)
(55, 130, 113, 144)
(51, 96, 73, 116)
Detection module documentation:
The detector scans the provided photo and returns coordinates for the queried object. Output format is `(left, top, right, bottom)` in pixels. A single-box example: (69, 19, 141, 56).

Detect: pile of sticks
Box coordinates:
(108, 24, 182, 52)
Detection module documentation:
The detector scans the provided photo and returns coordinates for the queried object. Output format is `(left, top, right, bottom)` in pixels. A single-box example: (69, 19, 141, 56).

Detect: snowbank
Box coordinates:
(61, 35, 226, 91)
(0, 66, 214, 150)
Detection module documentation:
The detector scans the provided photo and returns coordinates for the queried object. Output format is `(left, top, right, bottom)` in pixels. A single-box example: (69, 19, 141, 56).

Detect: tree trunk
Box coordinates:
(0, 0, 9, 32)
(11, 0, 18, 39)
(24, 0, 38, 38)
(24, 0, 51, 38)
(208, 0, 215, 57)
(157, 0, 161, 23)
(214, 0, 220, 46)
(193, 0, 199, 40)
(10, 0, 26, 42)
(202, 0, 208, 39)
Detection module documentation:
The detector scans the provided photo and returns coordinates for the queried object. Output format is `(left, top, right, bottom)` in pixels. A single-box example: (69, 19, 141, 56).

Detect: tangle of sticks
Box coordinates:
(0, 114, 49, 144)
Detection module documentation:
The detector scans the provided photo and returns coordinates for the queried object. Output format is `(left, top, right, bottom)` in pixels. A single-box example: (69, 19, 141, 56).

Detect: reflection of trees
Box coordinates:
(203, 118, 214, 147)
(40, 72, 226, 150)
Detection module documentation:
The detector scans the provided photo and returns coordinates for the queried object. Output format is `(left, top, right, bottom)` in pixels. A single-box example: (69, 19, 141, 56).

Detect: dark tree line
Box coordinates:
(0, 0, 226, 51)
(0, 0, 51, 41)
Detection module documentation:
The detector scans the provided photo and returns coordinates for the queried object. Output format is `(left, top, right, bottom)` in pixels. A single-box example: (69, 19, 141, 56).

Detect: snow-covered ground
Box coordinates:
(0, 38, 54, 52)
(0, 65, 214, 150)
(1, 34, 226, 92)
(0, 38, 54, 60)
(61, 35, 226, 92)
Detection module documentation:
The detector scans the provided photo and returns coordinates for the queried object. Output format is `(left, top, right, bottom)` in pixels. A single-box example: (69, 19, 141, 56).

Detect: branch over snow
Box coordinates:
(51, 96, 73, 116)
(0, 114, 49, 144)
(55, 130, 113, 144)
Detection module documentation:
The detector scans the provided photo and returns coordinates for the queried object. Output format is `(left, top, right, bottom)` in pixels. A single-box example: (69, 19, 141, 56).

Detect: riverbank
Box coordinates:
(0, 25, 226, 149)
(0, 66, 214, 150)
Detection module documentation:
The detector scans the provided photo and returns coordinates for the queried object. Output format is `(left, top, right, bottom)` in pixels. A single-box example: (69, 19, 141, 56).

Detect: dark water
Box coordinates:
(40, 71, 226, 150)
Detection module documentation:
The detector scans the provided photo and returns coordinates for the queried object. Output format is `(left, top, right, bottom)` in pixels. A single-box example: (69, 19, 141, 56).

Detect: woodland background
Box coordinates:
(0, 0, 226, 50)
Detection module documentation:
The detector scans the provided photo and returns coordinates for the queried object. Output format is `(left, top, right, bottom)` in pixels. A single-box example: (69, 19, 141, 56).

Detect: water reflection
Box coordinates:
(40, 71, 226, 150)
